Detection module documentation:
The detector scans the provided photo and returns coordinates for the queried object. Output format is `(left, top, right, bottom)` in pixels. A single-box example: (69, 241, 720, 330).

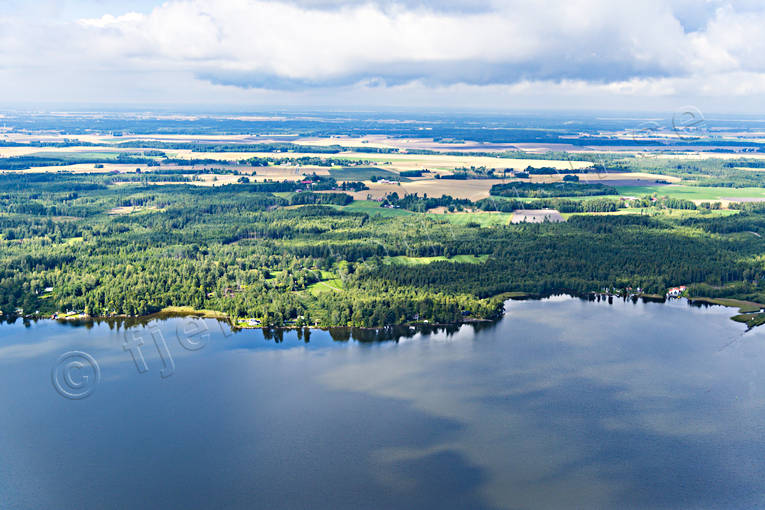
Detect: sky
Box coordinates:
(2, 0, 765, 112)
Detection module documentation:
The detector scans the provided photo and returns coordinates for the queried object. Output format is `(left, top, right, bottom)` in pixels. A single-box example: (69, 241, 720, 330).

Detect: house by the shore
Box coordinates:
(667, 286, 687, 298)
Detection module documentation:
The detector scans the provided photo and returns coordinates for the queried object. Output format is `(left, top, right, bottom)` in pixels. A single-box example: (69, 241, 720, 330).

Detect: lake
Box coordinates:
(1, 296, 764, 509)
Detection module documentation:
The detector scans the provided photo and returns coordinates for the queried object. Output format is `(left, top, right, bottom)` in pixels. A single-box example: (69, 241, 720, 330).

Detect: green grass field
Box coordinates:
(615, 184, 765, 201)
(385, 254, 489, 265)
(439, 212, 513, 226)
(306, 278, 344, 296)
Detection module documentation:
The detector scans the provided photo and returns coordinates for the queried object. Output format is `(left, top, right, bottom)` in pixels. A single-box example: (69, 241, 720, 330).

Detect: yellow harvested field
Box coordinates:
(289, 134, 523, 152)
(166, 150, 263, 160)
(578, 172, 681, 182)
(247, 166, 329, 181)
(385, 155, 592, 172)
(13, 163, 138, 173)
(190, 174, 240, 186)
(506, 172, 680, 184)
(163, 149, 593, 175)
(0, 146, 114, 157)
(604, 151, 765, 161)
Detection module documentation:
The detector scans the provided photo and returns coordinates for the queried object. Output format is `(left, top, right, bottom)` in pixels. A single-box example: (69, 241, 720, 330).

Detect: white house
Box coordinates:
(667, 286, 687, 298)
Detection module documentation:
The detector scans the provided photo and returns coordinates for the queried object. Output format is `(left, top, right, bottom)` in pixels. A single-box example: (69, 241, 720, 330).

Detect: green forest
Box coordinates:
(490, 181, 618, 198)
(1, 172, 764, 328)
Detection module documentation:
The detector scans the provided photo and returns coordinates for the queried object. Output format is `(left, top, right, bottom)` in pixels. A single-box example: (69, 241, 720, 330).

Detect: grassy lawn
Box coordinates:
(385, 254, 489, 265)
(306, 278, 344, 296)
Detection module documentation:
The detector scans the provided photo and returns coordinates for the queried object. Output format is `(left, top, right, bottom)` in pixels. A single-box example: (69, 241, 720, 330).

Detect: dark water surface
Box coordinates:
(2, 296, 765, 510)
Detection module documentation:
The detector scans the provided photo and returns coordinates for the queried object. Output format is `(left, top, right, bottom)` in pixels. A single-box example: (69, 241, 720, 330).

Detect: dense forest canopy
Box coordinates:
(490, 181, 619, 198)
(1, 172, 764, 327)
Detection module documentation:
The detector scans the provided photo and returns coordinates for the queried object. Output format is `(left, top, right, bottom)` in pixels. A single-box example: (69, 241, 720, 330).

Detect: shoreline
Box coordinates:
(8, 293, 765, 331)
(687, 297, 765, 329)
(17, 306, 498, 332)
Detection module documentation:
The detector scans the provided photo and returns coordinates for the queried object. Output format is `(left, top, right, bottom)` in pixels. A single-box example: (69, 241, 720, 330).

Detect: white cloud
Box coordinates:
(71, 0, 692, 85)
(2, 0, 765, 110)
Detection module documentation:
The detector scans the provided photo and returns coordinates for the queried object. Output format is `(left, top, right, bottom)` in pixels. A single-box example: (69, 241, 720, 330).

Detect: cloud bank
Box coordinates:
(3, 0, 765, 109)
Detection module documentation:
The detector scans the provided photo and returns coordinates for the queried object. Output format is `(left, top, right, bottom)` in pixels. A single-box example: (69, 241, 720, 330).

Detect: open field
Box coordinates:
(351, 178, 507, 201)
(161, 149, 594, 174)
(511, 209, 565, 223)
(335, 200, 413, 217)
(578, 177, 678, 185)
(613, 184, 765, 203)
(384, 255, 490, 265)
(5, 123, 765, 330)
(3, 132, 765, 211)
(306, 278, 344, 296)
(724, 197, 765, 202)
(0, 146, 128, 157)
(107, 205, 161, 215)
(436, 211, 514, 226)
(25, 150, 126, 160)
(12, 163, 141, 174)
(1, 141, 593, 170)
(157, 306, 229, 319)
(580, 208, 738, 218)
(502, 194, 623, 202)
(329, 167, 404, 181)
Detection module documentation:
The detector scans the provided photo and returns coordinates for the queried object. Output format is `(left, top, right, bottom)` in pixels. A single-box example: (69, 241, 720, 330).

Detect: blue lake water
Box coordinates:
(1, 296, 765, 509)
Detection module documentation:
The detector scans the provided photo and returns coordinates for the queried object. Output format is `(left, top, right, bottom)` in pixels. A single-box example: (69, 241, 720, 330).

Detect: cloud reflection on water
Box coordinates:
(319, 297, 762, 509)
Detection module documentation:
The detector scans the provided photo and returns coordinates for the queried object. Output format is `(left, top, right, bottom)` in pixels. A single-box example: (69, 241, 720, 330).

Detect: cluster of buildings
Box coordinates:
(666, 286, 687, 298)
